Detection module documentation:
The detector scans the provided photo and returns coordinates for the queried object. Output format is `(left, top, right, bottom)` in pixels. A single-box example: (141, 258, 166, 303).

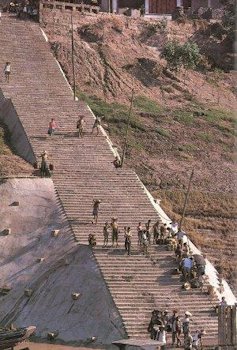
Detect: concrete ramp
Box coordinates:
(0, 178, 126, 344)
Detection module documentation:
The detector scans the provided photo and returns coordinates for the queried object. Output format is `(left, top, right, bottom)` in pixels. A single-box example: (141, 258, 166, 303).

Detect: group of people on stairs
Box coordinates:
(37, 113, 105, 177)
(77, 115, 103, 137)
(148, 309, 205, 349)
(89, 204, 180, 254)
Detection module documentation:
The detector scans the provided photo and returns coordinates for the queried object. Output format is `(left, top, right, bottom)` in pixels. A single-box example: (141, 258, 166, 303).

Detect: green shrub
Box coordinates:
(161, 40, 183, 71)
(143, 19, 167, 37)
(161, 40, 201, 71)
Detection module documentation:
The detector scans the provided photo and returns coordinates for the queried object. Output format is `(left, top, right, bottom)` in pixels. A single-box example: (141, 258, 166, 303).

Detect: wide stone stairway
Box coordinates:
(0, 15, 219, 345)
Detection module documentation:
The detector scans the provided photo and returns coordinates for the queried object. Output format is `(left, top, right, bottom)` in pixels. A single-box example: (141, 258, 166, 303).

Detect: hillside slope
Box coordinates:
(41, 11, 236, 109)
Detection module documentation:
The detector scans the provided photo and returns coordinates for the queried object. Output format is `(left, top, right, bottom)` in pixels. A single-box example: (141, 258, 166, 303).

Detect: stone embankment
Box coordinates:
(0, 13, 233, 346)
(0, 178, 126, 343)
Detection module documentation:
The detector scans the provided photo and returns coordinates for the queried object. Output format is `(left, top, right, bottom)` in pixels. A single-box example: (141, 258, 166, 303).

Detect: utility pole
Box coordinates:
(179, 168, 194, 231)
(71, 12, 76, 101)
(121, 88, 135, 167)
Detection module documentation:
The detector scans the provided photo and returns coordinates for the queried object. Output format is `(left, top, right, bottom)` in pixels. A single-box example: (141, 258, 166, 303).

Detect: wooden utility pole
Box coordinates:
(121, 89, 135, 167)
(71, 12, 76, 101)
(179, 168, 194, 231)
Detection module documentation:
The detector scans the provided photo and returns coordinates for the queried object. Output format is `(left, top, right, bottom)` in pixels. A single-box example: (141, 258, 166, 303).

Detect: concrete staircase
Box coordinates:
(0, 14, 219, 345)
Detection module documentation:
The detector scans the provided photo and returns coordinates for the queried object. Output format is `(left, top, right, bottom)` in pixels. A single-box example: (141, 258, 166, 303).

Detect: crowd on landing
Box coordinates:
(89, 200, 214, 294)
(1, 0, 38, 19)
(147, 309, 206, 350)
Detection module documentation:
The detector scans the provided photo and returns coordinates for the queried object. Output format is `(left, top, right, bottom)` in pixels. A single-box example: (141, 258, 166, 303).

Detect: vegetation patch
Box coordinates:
(77, 91, 146, 133)
(161, 40, 201, 71)
(204, 108, 235, 123)
(178, 144, 198, 153)
(0, 122, 12, 155)
(156, 127, 170, 138)
(173, 110, 195, 125)
(134, 95, 163, 115)
(141, 19, 167, 38)
(197, 131, 212, 142)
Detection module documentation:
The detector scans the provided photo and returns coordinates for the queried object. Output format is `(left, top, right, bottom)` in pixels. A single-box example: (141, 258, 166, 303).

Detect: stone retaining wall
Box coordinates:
(0, 92, 36, 164)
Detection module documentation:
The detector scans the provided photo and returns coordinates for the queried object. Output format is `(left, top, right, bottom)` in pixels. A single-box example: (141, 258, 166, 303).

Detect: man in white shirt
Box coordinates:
(4, 62, 11, 83)
(157, 325, 166, 350)
(182, 256, 193, 281)
(170, 221, 178, 236)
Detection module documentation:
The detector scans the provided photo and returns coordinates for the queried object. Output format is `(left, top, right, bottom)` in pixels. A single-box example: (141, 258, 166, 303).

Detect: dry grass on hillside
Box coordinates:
(153, 188, 237, 288)
(0, 123, 33, 177)
(42, 11, 237, 112)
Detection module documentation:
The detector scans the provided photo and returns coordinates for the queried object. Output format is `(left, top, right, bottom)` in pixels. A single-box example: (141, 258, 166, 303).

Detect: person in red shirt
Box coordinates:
(48, 118, 58, 136)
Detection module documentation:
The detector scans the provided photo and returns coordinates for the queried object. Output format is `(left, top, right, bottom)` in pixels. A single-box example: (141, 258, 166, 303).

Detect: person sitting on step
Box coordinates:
(182, 242, 190, 257)
(88, 233, 96, 246)
(112, 156, 121, 168)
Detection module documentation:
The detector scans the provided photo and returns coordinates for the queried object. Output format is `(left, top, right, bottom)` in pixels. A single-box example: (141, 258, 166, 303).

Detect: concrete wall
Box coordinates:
(191, 0, 221, 12)
(0, 178, 126, 345)
(0, 93, 36, 165)
(191, 0, 208, 12)
(101, 0, 110, 11)
(0, 89, 4, 102)
(210, 0, 222, 8)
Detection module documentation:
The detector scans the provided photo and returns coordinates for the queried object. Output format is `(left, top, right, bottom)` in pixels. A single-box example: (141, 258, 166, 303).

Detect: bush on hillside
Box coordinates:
(161, 40, 201, 71)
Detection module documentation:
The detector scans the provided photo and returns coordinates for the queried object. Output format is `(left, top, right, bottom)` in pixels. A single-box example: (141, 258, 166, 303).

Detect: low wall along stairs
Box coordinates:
(0, 13, 231, 347)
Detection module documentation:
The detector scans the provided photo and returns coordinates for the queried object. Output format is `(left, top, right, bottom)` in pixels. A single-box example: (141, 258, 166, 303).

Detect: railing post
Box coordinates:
(218, 305, 226, 347)
(231, 305, 237, 346)
(71, 12, 76, 101)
